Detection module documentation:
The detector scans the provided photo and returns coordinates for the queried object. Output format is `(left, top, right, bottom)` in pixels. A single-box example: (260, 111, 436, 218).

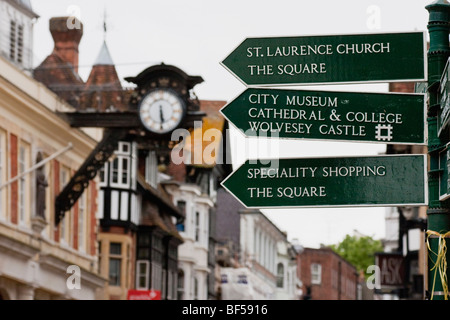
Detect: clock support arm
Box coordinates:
(55, 128, 129, 225)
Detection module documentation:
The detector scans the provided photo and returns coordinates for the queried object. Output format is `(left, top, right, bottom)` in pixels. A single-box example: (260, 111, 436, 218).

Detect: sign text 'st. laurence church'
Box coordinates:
(222, 32, 426, 86)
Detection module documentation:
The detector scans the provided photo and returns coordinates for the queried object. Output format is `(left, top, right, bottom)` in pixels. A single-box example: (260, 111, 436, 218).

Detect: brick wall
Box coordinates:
(298, 247, 358, 300)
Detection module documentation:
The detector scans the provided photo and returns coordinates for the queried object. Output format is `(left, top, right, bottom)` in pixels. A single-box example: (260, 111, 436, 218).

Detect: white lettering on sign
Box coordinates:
(286, 95, 338, 107)
(276, 186, 327, 198)
(247, 167, 317, 179)
(245, 42, 391, 80)
(322, 166, 386, 177)
(248, 64, 274, 75)
(246, 164, 387, 200)
(319, 124, 366, 137)
(277, 63, 327, 76)
(381, 258, 403, 285)
(248, 94, 279, 105)
(242, 91, 407, 142)
(245, 43, 390, 58)
(246, 186, 327, 199)
(346, 112, 402, 124)
(248, 108, 325, 121)
(336, 42, 390, 54)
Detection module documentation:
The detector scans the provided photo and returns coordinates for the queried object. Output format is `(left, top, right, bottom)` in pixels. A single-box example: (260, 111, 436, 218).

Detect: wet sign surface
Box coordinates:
(221, 88, 425, 144)
(222, 155, 427, 208)
(221, 32, 426, 86)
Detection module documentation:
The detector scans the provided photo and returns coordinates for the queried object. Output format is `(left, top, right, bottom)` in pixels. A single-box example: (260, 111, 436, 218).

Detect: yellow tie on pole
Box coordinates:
(426, 230, 450, 300)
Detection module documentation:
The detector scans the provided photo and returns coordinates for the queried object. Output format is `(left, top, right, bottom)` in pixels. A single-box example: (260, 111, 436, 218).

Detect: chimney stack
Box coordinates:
(49, 17, 83, 73)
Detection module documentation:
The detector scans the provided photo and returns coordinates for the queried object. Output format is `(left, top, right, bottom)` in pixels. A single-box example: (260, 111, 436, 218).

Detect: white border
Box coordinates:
(439, 142, 450, 201)
(219, 87, 427, 145)
(438, 57, 450, 136)
(220, 31, 428, 87)
(220, 154, 428, 209)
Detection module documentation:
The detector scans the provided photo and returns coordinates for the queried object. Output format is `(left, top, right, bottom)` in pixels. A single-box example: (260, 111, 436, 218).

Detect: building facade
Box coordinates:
(381, 81, 427, 300)
(297, 247, 358, 300)
(0, 48, 105, 301)
(0, 0, 38, 72)
(32, 14, 194, 300)
(221, 209, 300, 300)
(163, 99, 230, 300)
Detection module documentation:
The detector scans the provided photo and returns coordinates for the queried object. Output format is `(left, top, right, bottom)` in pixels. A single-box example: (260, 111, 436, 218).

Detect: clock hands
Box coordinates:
(159, 105, 165, 129)
(139, 90, 183, 133)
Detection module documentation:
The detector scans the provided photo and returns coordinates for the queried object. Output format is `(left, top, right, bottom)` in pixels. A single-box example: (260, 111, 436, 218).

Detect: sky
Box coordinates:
(30, 0, 432, 248)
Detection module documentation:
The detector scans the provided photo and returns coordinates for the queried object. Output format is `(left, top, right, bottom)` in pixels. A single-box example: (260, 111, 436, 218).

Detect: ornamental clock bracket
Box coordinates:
(54, 63, 205, 225)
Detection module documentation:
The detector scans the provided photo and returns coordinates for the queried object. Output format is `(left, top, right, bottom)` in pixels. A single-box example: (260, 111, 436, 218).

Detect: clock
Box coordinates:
(138, 88, 185, 134)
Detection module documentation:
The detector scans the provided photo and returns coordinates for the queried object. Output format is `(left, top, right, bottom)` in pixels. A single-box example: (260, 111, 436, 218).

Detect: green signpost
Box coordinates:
(438, 57, 450, 136)
(222, 155, 427, 208)
(221, 88, 425, 144)
(220, 21, 434, 299)
(439, 144, 450, 201)
(426, 0, 450, 300)
(221, 32, 426, 86)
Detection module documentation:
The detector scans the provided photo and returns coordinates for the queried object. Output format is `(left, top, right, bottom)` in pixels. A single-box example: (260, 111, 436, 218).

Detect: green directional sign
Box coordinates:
(221, 88, 425, 144)
(438, 57, 450, 136)
(222, 155, 427, 208)
(439, 143, 450, 201)
(221, 32, 426, 86)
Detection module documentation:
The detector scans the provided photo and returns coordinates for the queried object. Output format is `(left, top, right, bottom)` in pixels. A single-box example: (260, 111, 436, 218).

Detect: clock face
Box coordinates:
(139, 89, 185, 134)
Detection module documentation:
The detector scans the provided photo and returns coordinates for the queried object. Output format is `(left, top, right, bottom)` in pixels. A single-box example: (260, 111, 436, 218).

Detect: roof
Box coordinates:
(94, 41, 115, 66)
(137, 174, 184, 220)
(80, 41, 127, 111)
(124, 63, 204, 88)
(5, 0, 39, 18)
(137, 174, 184, 242)
(33, 53, 84, 108)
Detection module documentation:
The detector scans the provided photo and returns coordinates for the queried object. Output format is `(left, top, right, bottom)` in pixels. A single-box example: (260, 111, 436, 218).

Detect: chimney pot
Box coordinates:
(49, 17, 83, 73)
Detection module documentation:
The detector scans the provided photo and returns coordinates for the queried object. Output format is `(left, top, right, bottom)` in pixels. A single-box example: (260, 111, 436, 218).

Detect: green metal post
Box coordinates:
(426, 0, 450, 300)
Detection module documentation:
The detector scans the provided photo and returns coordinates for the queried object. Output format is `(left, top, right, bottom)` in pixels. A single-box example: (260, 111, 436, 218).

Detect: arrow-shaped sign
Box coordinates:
(222, 155, 427, 208)
(220, 88, 426, 144)
(221, 32, 426, 86)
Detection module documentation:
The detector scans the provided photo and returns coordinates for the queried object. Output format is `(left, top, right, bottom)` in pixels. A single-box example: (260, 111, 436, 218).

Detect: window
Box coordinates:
(59, 167, 70, 242)
(99, 163, 107, 187)
(151, 262, 162, 291)
(9, 21, 16, 61)
(177, 269, 185, 300)
(136, 260, 149, 290)
(277, 263, 285, 288)
(109, 242, 122, 286)
(193, 277, 199, 300)
(137, 233, 150, 259)
(18, 143, 30, 225)
(110, 142, 131, 188)
(78, 192, 86, 251)
(311, 263, 322, 285)
(17, 25, 23, 64)
(237, 274, 248, 284)
(166, 243, 178, 300)
(195, 211, 200, 242)
(151, 234, 163, 291)
(98, 241, 102, 274)
(9, 21, 24, 65)
(209, 174, 217, 200)
(0, 131, 5, 220)
(167, 270, 173, 300)
(145, 151, 158, 188)
(176, 201, 186, 232)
